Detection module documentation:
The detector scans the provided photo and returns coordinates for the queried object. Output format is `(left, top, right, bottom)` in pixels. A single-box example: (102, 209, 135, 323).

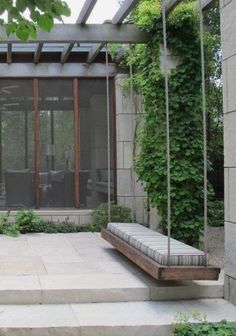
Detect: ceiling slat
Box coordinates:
(61, 43, 75, 64)
(87, 0, 140, 63)
(34, 43, 43, 64)
(60, 0, 98, 64)
(76, 0, 98, 24)
(7, 43, 12, 64)
(112, 0, 139, 24)
(198, 0, 214, 10)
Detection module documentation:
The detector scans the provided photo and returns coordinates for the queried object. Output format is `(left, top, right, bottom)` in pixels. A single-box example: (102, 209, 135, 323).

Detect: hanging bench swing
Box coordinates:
(101, 0, 221, 281)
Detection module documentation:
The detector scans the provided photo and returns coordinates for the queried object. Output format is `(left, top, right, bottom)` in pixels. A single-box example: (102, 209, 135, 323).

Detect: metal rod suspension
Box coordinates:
(129, 45, 136, 222)
(105, 44, 111, 222)
(162, 0, 171, 266)
(199, 0, 208, 266)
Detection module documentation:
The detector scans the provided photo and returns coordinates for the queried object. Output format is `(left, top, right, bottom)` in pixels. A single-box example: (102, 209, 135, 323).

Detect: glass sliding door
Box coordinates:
(39, 79, 75, 208)
(0, 79, 35, 209)
(78, 79, 114, 209)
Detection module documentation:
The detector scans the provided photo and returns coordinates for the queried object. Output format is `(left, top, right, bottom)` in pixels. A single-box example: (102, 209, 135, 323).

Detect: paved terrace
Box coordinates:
(0, 232, 234, 336)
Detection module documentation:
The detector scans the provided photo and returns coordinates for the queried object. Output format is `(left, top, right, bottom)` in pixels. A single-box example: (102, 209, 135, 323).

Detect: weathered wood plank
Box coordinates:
(101, 229, 220, 281)
(0, 24, 149, 44)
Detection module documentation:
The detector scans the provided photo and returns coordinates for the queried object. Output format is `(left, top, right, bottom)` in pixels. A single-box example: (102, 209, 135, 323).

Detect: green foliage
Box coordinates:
(0, 210, 94, 236)
(172, 312, 236, 336)
(15, 209, 44, 233)
(208, 200, 224, 227)
(1, 0, 71, 41)
(91, 203, 132, 231)
(111, 0, 222, 246)
(0, 211, 20, 237)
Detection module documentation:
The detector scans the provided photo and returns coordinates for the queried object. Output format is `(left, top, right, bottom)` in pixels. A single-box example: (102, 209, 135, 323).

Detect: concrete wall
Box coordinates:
(115, 74, 148, 224)
(221, 0, 236, 304)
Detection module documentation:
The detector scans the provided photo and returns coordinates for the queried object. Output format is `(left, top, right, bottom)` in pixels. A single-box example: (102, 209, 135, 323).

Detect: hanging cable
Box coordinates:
(129, 44, 136, 223)
(162, 0, 171, 266)
(105, 44, 111, 222)
(199, 0, 208, 266)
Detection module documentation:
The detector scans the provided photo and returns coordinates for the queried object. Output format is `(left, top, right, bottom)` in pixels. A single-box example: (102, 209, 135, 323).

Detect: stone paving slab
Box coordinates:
(0, 233, 224, 304)
(0, 299, 234, 336)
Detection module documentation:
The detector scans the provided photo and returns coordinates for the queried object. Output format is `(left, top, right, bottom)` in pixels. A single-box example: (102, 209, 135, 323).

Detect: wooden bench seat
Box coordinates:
(101, 223, 220, 281)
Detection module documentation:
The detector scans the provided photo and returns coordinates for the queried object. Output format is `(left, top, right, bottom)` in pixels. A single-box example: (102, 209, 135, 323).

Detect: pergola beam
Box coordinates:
(7, 43, 12, 64)
(112, 0, 139, 24)
(0, 24, 148, 44)
(61, 0, 98, 64)
(76, 0, 98, 24)
(87, 0, 141, 63)
(0, 63, 121, 78)
(164, 0, 184, 15)
(87, 43, 104, 64)
(199, 0, 214, 10)
(34, 43, 43, 64)
(61, 43, 75, 64)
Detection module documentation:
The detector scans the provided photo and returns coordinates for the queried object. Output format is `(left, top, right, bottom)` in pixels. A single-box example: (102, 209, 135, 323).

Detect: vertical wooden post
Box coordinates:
(24, 111, 28, 169)
(0, 111, 2, 196)
(50, 111, 55, 170)
(34, 79, 40, 209)
(74, 78, 80, 208)
(112, 78, 117, 203)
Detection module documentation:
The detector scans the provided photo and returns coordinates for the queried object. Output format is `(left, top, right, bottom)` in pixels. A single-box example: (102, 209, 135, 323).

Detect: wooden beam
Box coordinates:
(7, 43, 12, 64)
(87, 43, 104, 63)
(112, 0, 140, 24)
(61, 0, 98, 64)
(199, 0, 214, 10)
(74, 78, 80, 208)
(101, 229, 221, 281)
(61, 43, 75, 64)
(87, 0, 140, 64)
(34, 43, 43, 64)
(76, 0, 98, 24)
(0, 24, 149, 44)
(33, 79, 40, 209)
(0, 63, 120, 77)
(164, 0, 184, 15)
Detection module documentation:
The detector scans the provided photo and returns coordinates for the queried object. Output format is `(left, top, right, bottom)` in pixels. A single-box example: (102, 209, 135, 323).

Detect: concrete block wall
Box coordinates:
(115, 74, 148, 224)
(221, 0, 236, 304)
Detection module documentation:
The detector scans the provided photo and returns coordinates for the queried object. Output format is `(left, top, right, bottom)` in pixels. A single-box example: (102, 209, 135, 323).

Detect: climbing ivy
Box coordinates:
(112, 1, 221, 245)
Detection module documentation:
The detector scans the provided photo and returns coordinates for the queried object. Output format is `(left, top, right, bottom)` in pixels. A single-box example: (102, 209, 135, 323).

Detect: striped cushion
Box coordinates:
(107, 223, 205, 266)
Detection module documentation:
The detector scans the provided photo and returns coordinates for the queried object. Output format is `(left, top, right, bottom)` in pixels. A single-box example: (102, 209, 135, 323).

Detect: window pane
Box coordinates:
(0, 79, 34, 209)
(39, 79, 75, 208)
(79, 79, 114, 209)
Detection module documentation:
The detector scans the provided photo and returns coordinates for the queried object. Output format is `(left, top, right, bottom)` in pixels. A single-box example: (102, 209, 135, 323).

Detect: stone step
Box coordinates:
(0, 299, 235, 336)
(0, 272, 224, 304)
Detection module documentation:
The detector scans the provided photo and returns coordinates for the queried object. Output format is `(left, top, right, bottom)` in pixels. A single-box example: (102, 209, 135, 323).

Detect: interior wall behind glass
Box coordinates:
(0, 79, 34, 209)
(39, 79, 75, 208)
(79, 79, 114, 209)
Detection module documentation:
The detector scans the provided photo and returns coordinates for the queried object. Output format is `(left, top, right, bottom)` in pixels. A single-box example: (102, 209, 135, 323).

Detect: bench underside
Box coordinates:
(101, 229, 220, 281)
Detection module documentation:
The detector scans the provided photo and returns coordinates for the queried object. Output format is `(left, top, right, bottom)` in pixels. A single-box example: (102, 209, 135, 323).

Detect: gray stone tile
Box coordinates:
(228, 168, 236, 222)
(0, 257, 47, 275)
(221, 1, 236, 60)
(0, 304, 78, 328)
(224, 113, 236, 166)
(43, 262, 103, 275)
(117, 114, 133, 141)
(225, 221, 236, 279)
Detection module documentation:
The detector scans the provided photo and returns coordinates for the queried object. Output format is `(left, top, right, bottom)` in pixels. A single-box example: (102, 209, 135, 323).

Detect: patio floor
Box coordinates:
(0, 232, 234, 336)
(0, 231, 224, 305)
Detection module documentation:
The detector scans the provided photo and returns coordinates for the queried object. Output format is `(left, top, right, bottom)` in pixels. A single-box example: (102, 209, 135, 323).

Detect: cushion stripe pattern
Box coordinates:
(107, 223, 205, 266)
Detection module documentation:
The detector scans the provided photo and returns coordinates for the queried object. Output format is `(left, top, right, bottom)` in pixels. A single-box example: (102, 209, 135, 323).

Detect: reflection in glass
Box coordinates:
(39, 79, 75, 208)
(0, 79, 34, 209)
(79, 79, 114, 209)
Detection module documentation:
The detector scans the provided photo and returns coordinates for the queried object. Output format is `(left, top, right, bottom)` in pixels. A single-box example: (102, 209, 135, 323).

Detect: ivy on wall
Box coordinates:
(112, 0, 221, 245)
